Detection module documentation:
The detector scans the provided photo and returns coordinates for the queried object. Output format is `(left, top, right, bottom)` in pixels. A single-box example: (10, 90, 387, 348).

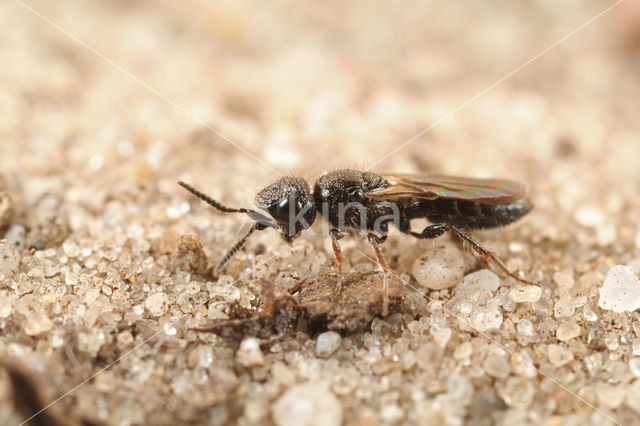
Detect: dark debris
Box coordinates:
(193, 271, 411, 339)
(296, 271, 409, 334)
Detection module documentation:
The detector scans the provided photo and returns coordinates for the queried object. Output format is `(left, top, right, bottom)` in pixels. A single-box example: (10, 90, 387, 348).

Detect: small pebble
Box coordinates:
(432, 327, 452, 348)
(64, 272, 79, 286)
(145, 292, 169, 317)
(272, 362, 295, 385)
(499, 377, 535, 410)
(315, 331, 341, 358)
(583, 306, 598, 321)
(0, 240, 20, 275)
(453, 342, 472, 360)
(117, 330, 134, 347)
(237, 337, 265, 367)
(22, 310, 53, 335)
(598, 265, 640, 313)
(0, 292, 15, 317)
(556, 321, 581, 341)
(547, 344, 574, 366)
(517, 319, 534, 338)
(471, 305, 503, 331)
(604, 333, 619, 351)
(77, 330, 105, 353)
(554, 298, 575, 318)
(62, 240, 79, 258)
(272, 383, 342, 426)
(484, 355, 510, 379)
(553, 269, 575, 289)
(412, 244, 465, 290)
(455, 269, 500, 300)
(170, 235, 208, 275)
(509, 285, 542, 303)
(4, 225, 25, 247)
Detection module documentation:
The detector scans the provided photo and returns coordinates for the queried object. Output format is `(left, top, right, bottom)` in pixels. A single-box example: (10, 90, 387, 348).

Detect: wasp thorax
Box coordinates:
(254, 177, 316, 242)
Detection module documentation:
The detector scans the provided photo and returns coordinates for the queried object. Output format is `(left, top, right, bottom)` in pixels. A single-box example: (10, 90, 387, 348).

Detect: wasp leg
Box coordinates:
(367, 233, 390, 272)
(329, 228, 346, 291)
(409, 224, 536, 286)
(367, 232, 391, 317)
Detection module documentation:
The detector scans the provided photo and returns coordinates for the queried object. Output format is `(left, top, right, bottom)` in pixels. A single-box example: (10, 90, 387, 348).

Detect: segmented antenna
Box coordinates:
(178, 181, 248, 213)
(179, 181, 275, 275)
(214, 223, 261, 276)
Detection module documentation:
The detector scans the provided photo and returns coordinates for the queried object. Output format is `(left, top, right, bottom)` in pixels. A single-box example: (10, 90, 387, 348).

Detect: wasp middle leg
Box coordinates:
(367, 231, 392, 316)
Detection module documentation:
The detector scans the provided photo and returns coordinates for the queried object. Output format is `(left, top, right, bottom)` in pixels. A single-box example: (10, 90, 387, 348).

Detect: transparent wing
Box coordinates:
(366, 173, 528, 205)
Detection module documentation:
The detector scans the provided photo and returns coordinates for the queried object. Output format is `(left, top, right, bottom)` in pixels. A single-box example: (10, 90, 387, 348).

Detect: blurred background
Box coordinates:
(2, 0, 640, 206)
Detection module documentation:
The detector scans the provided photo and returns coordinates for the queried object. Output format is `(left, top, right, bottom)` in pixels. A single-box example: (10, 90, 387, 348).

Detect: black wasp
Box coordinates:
(178, 169, 534, 284)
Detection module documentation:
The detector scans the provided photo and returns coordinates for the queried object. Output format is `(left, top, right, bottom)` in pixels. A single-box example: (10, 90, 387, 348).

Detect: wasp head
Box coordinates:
(254, 177, 316, 242)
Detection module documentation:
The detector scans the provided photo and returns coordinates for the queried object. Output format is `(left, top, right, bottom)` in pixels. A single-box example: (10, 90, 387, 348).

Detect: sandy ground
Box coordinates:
(2, 1, 640, 425)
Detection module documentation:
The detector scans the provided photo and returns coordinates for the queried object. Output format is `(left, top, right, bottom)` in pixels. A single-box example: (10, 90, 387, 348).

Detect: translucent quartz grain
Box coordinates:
(454, 342, 472, 360)
(316, 331, 341, 358)
(0, 291, 15, 317)
(471, 305, 503, 331)
(483, 355, 510, 379)
(431, 327, 452, 348)
(77, 330, 105, 353)
(22, 310, 53, 335)
(0, 240, 20, 275)
(552, 269, 575, 289)
(145, 292, 169, 316)
(556, 321, 581, 341)
(237, 337, 265, 367)
(498, 377, 535, 410)
(517, 319, 534, 336)
(598, 265, 640, 312)
(553, 298, 575, 318)
(509, 285, 542, 303)
(548, 344, 574, 366)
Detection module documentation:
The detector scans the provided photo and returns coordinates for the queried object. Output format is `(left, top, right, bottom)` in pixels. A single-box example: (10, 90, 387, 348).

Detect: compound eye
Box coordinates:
(270, 197, 293, 223)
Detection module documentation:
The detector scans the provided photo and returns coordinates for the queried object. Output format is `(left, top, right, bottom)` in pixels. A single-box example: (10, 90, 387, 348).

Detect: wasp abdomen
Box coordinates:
(407, 197, 532, 230)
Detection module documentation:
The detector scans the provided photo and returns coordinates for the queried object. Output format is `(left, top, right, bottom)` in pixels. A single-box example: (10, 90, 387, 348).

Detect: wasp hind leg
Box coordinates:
(408, 223, 536, 286)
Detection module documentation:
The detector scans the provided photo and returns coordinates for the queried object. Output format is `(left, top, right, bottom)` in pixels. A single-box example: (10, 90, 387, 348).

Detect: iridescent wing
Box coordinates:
(366, 173, 528, 205)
